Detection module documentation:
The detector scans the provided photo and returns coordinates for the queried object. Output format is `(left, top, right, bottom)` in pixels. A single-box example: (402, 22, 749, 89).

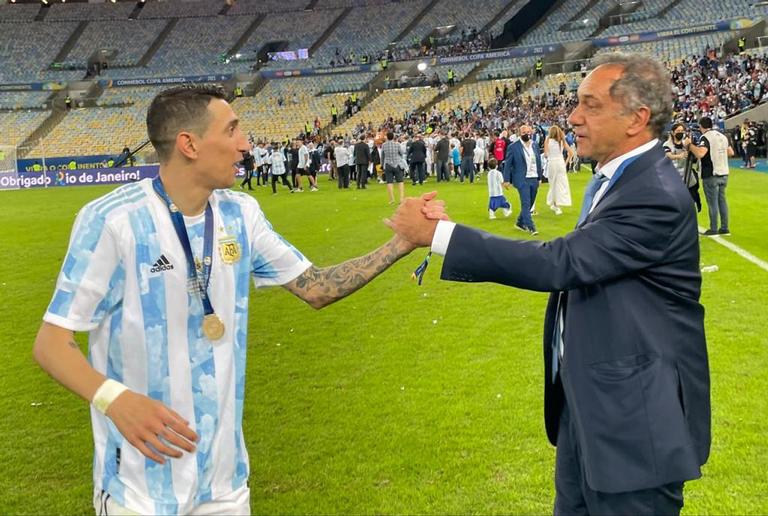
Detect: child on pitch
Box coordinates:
(486, 158, 511, 219)
(451, 143, 461, 179)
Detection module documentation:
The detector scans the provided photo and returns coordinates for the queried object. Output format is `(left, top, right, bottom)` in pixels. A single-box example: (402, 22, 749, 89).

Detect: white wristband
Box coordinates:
(92, 379, 128, 415)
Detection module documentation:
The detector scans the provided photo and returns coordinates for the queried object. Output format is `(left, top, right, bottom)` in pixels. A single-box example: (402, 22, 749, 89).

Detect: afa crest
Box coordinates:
(218, 237, 241, 264)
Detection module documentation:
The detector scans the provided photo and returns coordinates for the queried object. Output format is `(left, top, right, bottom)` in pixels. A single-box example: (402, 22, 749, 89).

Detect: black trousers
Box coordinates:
(554, 402, 684, 515)
(240, 168, 254, 189)
(271, 173, 292, 193)
(410, 161, 426, 184)
(356, 164, 368, 188)
(337, 164, 350, 188)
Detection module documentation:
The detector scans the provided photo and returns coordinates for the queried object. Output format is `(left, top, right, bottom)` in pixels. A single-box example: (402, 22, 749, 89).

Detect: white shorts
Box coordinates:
(94, 484, 250, 515)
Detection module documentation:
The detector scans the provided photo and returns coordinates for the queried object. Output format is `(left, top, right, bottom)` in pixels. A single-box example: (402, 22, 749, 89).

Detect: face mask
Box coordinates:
(521, 134, 531, 142)
(674, 133, 684, 141)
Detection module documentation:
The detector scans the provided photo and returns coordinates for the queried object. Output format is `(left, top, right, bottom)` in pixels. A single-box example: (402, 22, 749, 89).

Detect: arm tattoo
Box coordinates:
(286, 238, 408, 308)
(68, 341, 81, 352)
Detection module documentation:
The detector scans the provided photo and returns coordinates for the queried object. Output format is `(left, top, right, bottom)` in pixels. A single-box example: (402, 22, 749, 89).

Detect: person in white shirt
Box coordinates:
(295, 140, 318, 192)
(334, 139, 351, 189)
(268, 143, 293, 194)
(475, 134, 487, 173)
(32, 85, 428, 516)
(687, 116, 735, 235)
(544, 125, 574, 215)
(486, 158, 511, 219)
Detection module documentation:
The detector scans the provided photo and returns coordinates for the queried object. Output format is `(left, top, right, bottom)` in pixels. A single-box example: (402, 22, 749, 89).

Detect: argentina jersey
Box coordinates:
(44, 178, 311, 514)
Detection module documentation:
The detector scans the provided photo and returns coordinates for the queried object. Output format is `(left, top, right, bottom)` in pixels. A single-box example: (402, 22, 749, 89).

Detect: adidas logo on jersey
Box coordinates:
(150, 254, 174, 273)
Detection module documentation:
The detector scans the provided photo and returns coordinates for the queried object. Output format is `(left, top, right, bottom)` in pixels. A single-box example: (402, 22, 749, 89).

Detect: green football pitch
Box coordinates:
(1, 168, 766, 514)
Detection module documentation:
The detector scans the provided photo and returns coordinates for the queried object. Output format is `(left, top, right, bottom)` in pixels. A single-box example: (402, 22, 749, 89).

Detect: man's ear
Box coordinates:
(176, 132, 198, 160)
(626, 106, 652, 137)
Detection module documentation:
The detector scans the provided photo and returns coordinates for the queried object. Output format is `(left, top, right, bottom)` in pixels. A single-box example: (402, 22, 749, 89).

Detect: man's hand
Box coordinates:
(106, 391, 198, 464)
(385, 191, 448, 247)
(419, 191, 449, 221)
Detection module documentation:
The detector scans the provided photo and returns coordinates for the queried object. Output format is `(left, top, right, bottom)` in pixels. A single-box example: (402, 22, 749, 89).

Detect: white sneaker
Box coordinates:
(489, 210, 496, 220)
(502, 208, 512, 218)
(554, 207, 562, 215)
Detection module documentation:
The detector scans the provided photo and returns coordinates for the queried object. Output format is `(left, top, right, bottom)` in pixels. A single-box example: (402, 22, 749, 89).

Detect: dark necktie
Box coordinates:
(576, 172, 609, 227)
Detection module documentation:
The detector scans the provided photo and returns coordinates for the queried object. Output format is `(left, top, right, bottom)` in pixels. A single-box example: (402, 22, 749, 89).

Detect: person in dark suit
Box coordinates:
(353, 136, 371, 189)
(503, 125, 543, 235)
(434, 133, 451, 182)
(408, 134, 427, 185)
(386, 53, 709, 515)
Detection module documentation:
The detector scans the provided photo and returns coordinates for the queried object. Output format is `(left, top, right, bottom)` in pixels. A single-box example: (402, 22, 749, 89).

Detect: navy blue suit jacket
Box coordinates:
(441, 143, 710, 493)
(502, 139, 542, 189)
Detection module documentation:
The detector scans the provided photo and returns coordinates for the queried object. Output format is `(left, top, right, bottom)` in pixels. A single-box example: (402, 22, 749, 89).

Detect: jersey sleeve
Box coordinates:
(247, 203, 311, 287)
(44, 204, 125, 332)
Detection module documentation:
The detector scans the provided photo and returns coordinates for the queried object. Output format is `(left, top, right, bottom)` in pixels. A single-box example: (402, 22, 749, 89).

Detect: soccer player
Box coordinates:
(32, 86, 438, 515)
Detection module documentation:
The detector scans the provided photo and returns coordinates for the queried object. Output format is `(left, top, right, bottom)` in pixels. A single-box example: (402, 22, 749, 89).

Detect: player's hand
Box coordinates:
(419, 191, 450, 221)
(385, 193, 444, 247)
(106, 390, 198, 464)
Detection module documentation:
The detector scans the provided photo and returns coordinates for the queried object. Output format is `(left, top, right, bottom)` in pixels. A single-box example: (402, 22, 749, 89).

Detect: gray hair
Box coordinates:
(592, 52, 673, 139)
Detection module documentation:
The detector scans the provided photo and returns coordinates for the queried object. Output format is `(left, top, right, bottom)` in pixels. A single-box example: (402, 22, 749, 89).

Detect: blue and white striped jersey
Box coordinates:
(44, 178, 311, 514)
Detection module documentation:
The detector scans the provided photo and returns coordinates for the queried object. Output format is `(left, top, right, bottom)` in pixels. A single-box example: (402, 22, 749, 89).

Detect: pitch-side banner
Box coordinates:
(0, 165, 159, 191)
(436, 44, 563, 65)
(593, 17, 763, 47)
(98, 74, 233, 88)
(16, 155, 118, 173)
(259, 64, 381, 79)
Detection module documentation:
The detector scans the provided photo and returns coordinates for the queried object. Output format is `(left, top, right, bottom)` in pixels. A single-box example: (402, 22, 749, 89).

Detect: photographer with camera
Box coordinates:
(663, 122, 701, 211)
(688, 116, 735, 236)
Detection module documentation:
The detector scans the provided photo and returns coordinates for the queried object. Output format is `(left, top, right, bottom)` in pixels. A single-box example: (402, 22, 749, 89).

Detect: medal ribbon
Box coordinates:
(152, 176, 216, 318)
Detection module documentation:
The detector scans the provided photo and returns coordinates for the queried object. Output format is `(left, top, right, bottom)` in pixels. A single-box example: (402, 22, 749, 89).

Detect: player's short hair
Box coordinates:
(147, 85, 227, 163)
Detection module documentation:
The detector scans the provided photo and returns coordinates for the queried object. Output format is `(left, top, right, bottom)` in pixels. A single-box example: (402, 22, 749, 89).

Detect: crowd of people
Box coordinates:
(325, 27, 493, 69)
(669, 50, 768, 125)
(389, 27, 493, 62)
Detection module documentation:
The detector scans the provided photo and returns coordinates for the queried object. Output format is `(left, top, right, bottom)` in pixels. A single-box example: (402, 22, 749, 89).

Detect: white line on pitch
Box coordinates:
(699, 226, 768, 273)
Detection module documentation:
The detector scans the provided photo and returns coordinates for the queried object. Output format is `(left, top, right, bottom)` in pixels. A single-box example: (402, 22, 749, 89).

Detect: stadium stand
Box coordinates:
(1, 0, 767, 161)
(0, 21, 82, 84)
(62, 19, 168, 69)
(395, 0, 509, 46)
(516, 0, 616, 46)
(0, 110, 51, 148)
(25, 87, 158, 159)
(0, 2, 39, 21)
(0, 92, 53, 111)
(232, 74, 375, 142)
(593, 33, 735, 65)
(103, 15, 256, 78)
(599, 0, 768, 37)
(484, 56, 538, 80)
(226, 0, 310, 15)
(137, 0, 224, 19)
(286, 0, 430, 69)
(45, 1, 135, 21)
(332, 86, 438, 136)
(233, 9, 344, 73)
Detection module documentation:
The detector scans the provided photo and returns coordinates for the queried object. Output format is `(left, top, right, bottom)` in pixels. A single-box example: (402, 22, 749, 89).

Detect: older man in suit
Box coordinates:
(353, 135, 371, 189)
(387, 53, 709, 515)
(503, 125, 543, 235)
(408, 133, 428, 185)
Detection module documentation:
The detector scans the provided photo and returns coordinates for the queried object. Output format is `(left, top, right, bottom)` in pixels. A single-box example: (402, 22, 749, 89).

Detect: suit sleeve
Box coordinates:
(502, 145, 514, 183)
(441, 186, 685, 292)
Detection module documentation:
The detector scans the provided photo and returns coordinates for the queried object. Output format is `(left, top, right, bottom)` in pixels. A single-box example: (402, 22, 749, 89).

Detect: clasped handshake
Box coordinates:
(384, 191, 450, 251)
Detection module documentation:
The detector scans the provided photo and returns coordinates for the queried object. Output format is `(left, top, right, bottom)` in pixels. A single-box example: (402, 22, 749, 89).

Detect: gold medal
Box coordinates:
(218, 237, 241, 264)
(202, 313, 225, 341)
